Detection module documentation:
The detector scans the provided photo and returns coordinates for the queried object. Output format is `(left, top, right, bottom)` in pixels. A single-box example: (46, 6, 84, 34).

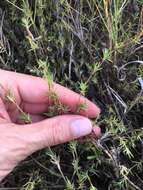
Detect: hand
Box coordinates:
(0, 69, 100, 181)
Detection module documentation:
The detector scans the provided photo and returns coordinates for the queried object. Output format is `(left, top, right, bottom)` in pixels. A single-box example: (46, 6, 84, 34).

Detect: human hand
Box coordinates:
(0, 69, 100, 181)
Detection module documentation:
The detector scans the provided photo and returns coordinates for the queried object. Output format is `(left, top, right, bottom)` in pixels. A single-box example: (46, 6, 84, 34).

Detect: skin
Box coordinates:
(0, 69, 101, 181)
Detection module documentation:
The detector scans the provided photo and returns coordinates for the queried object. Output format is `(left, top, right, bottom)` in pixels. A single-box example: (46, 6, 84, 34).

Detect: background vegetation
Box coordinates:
(0, 0, 143, 189)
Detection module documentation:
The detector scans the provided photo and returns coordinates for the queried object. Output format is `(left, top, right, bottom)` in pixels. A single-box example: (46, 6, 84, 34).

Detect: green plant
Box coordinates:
(1, 0, 143, 189)
(2, 85, 32, 124)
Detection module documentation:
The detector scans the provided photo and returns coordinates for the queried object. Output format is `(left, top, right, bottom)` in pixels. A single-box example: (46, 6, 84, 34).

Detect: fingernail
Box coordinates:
(71, 118, 92, 138)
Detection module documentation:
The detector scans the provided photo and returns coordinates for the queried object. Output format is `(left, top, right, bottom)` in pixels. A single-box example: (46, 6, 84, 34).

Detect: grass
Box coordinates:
(0, 0, 143, 189)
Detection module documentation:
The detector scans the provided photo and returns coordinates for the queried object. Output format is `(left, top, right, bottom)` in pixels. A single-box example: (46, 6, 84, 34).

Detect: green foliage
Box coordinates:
(3, 86, 32, 124)
(22, 172, 42, 190)
(1, 0, 143, 189)
(76, 102, 88, 114)
(38, 59, 53, 89)
(19, 112, 32, 124)
(4, 87, 16, 103)
(79, 81, 88, 96)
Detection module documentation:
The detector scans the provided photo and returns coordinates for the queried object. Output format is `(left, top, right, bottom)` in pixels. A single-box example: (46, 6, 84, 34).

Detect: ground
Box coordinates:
(0, 0, 143, 190)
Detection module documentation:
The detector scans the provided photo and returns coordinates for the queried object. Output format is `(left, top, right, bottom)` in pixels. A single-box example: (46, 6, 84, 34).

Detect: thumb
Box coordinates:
(21, 115, 93, 152)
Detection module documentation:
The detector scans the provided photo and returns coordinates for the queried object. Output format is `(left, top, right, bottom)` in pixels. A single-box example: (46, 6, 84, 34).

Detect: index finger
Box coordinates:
(15, 72, 100, 118)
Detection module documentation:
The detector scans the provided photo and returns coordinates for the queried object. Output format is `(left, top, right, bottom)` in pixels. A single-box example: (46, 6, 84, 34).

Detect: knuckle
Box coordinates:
(50, 119, 68, 146)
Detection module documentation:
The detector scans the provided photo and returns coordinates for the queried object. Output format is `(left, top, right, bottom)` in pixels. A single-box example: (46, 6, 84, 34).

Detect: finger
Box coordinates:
(22, 102, 48, 114)
(19, 115, 101, 152)
(92, 126, 101, 137)
(0, 98, 11, 123)
(90, 126, 101, 138)
(30, 115, 46, 123)
(0, 70, 100, 117)
(15, 73, 100, 117)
